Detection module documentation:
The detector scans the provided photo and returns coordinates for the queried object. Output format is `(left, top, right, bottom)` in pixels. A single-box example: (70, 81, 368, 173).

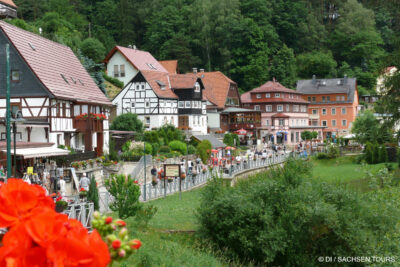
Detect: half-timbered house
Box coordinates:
(0, 21, 112, 159)
(113, 71, 207, 134)
(0, 0, 17, 18)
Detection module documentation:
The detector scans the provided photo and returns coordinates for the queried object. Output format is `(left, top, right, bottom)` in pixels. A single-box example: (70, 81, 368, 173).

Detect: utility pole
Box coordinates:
(5, 44, 11, 178)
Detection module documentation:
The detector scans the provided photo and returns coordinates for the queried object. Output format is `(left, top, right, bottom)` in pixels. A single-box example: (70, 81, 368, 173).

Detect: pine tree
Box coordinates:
(87, 177, 99, 211)
(373, 143, 380, 164)
(378, 144, 388, 163)
(365, 142, 373, 164)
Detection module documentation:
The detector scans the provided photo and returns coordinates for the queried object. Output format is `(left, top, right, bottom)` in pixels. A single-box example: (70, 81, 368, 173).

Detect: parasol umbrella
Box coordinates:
(225, 146, 236, 150)
(235, 128, 247, 135)
(211, 149, 219, 153)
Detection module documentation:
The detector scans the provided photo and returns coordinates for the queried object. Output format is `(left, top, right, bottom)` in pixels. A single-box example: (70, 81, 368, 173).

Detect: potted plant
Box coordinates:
(202, 167, 207, 174)
(180, 173, 186, 180)
(80, 161, 88, 169)
(167, 177, 173, 183)
(71, 161, 80, 170)
(55, 198, 68, 213)
(79, 188, 87, 200)
(192, 170, 198, 177)
(88, 159, 95, 167)
(151, 180, 158, 186)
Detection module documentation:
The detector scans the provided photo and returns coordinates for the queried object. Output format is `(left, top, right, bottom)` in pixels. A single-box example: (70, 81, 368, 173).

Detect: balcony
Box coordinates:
(309, 114, 320, 119)
(177, 126, 192, 131)
(73, 118, 103, 133)
(229, 122, 261, 131)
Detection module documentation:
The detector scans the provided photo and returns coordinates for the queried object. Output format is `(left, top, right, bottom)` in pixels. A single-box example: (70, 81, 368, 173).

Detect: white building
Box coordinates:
(113, 71, 207, 134)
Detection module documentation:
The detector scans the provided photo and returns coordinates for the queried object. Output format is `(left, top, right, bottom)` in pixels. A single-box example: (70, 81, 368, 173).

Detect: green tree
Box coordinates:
(296, 50, 337, 78)
(373, 143, 380, 164)
(378, 144, 388, 163)
(301, 131, 312, 141)
(365, 142, 374, 164)
(87, 176, 99, 211)
(105, 174, 142, 219)
(351, 110, 380, 144)
(223, 133, 239, 147)
(311, 131, 318, 139)
(269, 44, 296, 87)
(80, 38, 106, 63)
(110, 113, 144, 135)
(197, 140, 212, 164)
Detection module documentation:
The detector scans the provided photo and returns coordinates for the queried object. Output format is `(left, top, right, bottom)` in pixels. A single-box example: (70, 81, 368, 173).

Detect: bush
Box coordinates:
(355, 154, 365, 164)
(197, 159, 400, 265)
(105, 174, 142, 219)
(187, 144, 196, 155)
(87, 177, 99, 210)
(365, 142, 373, 164)
(80, 37, 106, 63)
(168, 140, 187, 155)
(159, 146, 171, 153)
(373, 143, 380, 164)
(103, 72, 124, 88)
(223, 133, 239, 147)
(315, 152, 329, 159)
(327, 145, 339, 159)
(197, 140, 212, 164)
(110, 113, 144, 135)
(134, 205, 158, 229)
(379, 145, 388, 163)
(398, 148, 400, 168)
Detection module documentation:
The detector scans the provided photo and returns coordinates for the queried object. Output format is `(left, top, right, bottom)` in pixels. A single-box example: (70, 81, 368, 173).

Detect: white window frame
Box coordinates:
(332, 119, 336, 126)
(194, 82, 201, 93)
(322, 120, 327, 127)
(277, 105, 283, 112)
(293, 105, 299, 112)
(256, 94, 261, 99)
(265, 93, 270, 98)
(342, 120, 347, 126)
(178, 101, 184, 108)
(255, 105, 260, 111)
(275, 93, 281, 98)
(145, 100, 150, 108)
(341, 107, 347, 114)
(286, 104, 290, 112)
(279, 119, 284, 126)
(131, 102, 135, 108)
(322, 108, 327, 115)
(312, 109, 317, 115)
(331, 108, 336, 115)
(265, 119, 269, 126)
(266, 105, 272, 112)
(145, 117, 150, 125)
(185, 101, 191, 108)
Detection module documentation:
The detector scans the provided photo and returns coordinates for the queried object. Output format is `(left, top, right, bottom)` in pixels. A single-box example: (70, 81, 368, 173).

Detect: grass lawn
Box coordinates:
(311, 156, 397, 191)
(120, 188, 232, 267)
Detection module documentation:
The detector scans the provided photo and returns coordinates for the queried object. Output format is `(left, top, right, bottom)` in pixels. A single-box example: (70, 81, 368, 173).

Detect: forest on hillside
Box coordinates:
(10, 0, 400, 94)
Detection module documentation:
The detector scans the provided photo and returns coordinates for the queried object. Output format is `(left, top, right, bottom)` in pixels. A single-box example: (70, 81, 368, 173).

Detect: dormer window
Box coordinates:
(156, 80, 166, 90)
(256, 94, 261, 99)
(275, 93, 280, 98)
(194, 82, 201, 92)
(265, 93, 270, 98)
(11, 70, 20, 82)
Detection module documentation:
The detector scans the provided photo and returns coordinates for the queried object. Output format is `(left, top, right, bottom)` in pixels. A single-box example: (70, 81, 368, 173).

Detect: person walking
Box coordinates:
(59, 176, 66, 198)
(79, 173, 90, 191)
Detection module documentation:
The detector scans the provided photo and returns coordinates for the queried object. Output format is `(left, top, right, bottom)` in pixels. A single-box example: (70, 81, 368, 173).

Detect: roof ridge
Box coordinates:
(0, 21, 72, 51)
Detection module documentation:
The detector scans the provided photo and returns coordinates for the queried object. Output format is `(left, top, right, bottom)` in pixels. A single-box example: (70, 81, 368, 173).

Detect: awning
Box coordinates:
(2, 147, 70, 159)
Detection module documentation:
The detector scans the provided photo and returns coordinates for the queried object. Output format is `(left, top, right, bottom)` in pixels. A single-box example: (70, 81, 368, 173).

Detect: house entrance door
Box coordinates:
(178, 116, 189, 130)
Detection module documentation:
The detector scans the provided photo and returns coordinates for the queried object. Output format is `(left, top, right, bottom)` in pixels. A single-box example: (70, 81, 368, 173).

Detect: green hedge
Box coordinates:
(103, 72, 124, 88)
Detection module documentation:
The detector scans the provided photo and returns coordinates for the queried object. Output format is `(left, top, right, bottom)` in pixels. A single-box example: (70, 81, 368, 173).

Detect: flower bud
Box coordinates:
(115, 219, 126, 227)
(129, 239, 142, 249)
(112, 239, 121, 249)
(105, 216, 113, 224)
(93, 211, 101, 219)
(118, 249, 126, 257)
(106, 234, 117, 243)
(119, 227, 128, 238)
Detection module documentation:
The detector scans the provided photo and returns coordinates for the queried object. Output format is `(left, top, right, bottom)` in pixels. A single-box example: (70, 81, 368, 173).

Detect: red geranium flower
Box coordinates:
(105, 217, 113, 224)
(80, 188, 86, 192)
(56, 196, 62, 202)
(115, 220, 126, 227)
(112, 240, 121, 249)
(130, 239, 142, 250)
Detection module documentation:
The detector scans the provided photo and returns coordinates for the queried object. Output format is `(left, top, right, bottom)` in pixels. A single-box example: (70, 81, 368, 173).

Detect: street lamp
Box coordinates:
(10, 108, 25, 177)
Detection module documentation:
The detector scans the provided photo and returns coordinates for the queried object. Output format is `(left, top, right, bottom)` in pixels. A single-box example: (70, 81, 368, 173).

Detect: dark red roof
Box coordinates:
(141, 71, 178, 99)
(0, 0, 16, 8)
(251, 81, 300, 94)
(271, 113, 290, 118)
(170, 73, 198, 89)
(104, 46, 168, 73)
(0, 21, 111, 105)
(159, 60, 178, 74)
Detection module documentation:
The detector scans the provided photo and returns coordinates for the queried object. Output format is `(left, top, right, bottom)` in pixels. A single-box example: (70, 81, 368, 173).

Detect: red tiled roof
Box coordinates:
(170, 73, 198, 89)
(196, 71, 235, 109)
(251, 81, 299, 94)
(242, 97, 309, 104)
(104, 46, 168, 73)
(241, 92, 251, 103)
(0, 21, 111, 105)
(141, 71, 178, 99)
(271, 113, 290, 118)
(159, 60, 178, 74)
(0, 0, 17, 8)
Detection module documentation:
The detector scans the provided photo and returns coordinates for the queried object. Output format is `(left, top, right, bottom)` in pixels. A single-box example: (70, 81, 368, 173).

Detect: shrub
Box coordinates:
(373, 143, 380, 164)
(105, 174, 142, 219)
(187, 144, 196, 155)
(102, 72, 124, 88)
(379, 145, 388, 163)
(197, 140, 212, 164)
(197, 159, 400, 265)
(159, 146, 171, 153)
(87, 177, 99, 210)
(355, 154, 365, 164)
(223, 133, 239, 146)
(398, 148, 400, 168)
(168, 140, 187, 155)
(134, 205, 158, 229)
(365, 142, 373, 164)
(110, 113, 144, 135)
(315, 152, 329, 159)
(327, 145, 339, 159)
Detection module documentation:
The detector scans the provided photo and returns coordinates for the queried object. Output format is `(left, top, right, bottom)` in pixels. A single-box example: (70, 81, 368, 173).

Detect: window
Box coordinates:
(193, 101, 199, 108)
(301, 105, 307, 112)
(141, 84, 145, 90)
(120, 65, 125, 77)
(145, 100, 150, 108)
(136, 84, 140, 90)
(293, 105, 299, 112)
(194, 82, 201, 92)
(322, 108, 327, 115)
(332, 120, 336, 126)
(131, 102, 135, 108)
(275, 93, 281, 98)
(265, 93, 270, 98)
(178, 101, 184, 108)
(322, 120, 327, 127)
(279, 119, 284, 126)
(322, 96, 326, 102)
(336, 96, 340, 101)
(327, 96, 330, 102)
(308, 96, 311, 101)
(341, 107, 346, 114)
(113, 65, 119, 77)
(341, 96, 345, 101)
(266, 105, 272, 112)
(331, 108, 336, 115)
(145, 117, 150, 124)
(312, 109, 317, 115)
(342, 120, 347, 126)
(255, 105, 260, 111)
(265, 119, 269, 126)
(185, 101, 191, 108)
(11, 70, 20, 81)
(277, 105, 283, 112)
(312, 96, 316, 102)
(286, 104, 290, 112)
(256, 94, 261, 99)
(312, 120, 318, 126)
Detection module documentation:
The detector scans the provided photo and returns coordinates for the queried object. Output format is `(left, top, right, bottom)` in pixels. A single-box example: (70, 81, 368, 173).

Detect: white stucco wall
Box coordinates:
(106, 51, 138, 86)
(207, 112, 220, 129)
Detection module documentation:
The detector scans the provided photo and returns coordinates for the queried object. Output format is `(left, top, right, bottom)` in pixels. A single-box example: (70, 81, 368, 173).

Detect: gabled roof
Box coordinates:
(250, 81, 299, 94)
(159, 60, 178, 74)
(104, 46, 168, 73)
(0, 21, 111, 105)
(0, 0, 17, 8)
(170, 73, 199, 89)
(196, 71, 236, 109)
(140, 71, 177, 99)
(296, 77, 357, 103)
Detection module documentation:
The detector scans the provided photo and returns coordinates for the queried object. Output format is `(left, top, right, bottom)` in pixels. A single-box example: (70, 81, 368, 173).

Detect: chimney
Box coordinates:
(193, 68, 198, 74)
(200, 68, 204, 72)
(312, 74, 316, 84)
(344, 74, 348, 84)
(272, 77, 276, 82)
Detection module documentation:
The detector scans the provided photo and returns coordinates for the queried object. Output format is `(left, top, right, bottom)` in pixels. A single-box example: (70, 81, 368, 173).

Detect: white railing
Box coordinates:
(65, 202, 94, 229)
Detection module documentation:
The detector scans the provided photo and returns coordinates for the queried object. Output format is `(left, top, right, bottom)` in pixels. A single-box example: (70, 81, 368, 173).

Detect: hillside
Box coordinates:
(12, 0, 400, 94)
